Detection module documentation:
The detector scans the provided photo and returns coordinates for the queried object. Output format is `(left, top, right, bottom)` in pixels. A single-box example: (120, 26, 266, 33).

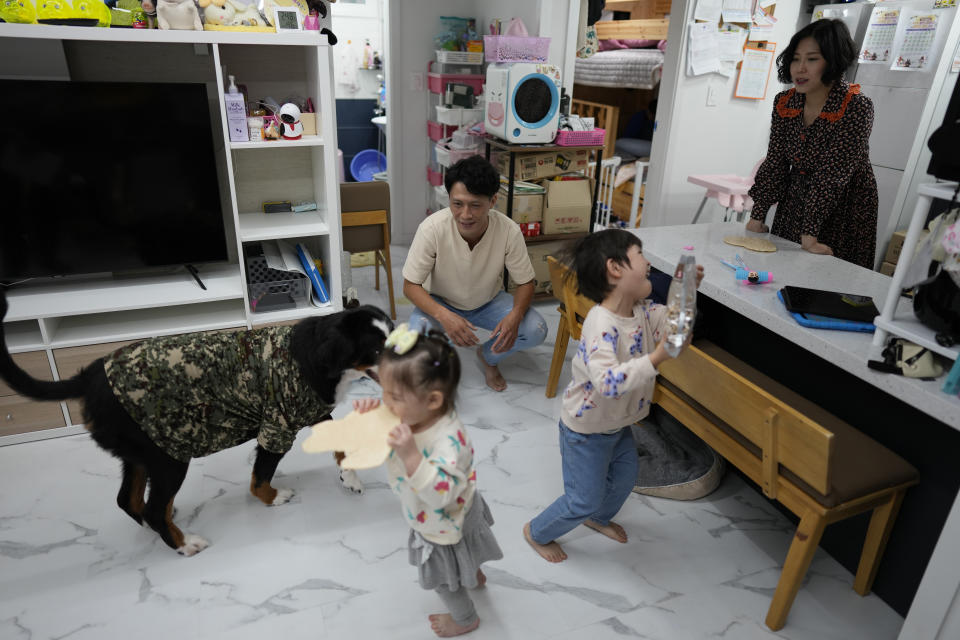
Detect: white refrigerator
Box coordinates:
(811, 0, 959, 258)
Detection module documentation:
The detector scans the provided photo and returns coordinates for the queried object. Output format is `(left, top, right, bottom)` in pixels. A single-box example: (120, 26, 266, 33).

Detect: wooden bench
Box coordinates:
(543, 256, 919, 629)
(655, 341, 919, 630)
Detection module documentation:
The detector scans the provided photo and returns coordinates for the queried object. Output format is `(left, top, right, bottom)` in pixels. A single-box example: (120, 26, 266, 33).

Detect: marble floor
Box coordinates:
(0, 246, 905, 640)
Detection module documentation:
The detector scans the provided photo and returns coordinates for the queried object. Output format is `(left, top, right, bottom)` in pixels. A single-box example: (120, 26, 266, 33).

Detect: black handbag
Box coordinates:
(913, 266, 960, 344)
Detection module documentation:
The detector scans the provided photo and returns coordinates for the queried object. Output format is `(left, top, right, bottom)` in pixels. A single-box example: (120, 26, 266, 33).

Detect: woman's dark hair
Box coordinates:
(777, 19, 856, 86)
(571, 229, 644, 303)
(380, 329, 461, 414)
(444, 155, 499, 198)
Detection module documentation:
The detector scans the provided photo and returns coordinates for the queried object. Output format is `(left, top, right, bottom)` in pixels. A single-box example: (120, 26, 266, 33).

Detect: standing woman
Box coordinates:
(746, 19, 878, 268)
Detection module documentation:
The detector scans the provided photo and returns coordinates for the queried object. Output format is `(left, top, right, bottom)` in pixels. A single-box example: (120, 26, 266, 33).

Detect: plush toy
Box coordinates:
(0, 0, 37, 23)
(201, 0, 232, 25)
(302, 404, 401, 469)
(156, 0, 202, 30)
(227, 0, 263, 26)
(36, 0, 73, 23)
(139, 0, 156, 26)
(73, 0, 111, 26)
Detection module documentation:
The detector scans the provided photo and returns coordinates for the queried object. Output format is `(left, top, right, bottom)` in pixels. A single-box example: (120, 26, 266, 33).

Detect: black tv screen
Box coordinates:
(0, 79, 228, 282)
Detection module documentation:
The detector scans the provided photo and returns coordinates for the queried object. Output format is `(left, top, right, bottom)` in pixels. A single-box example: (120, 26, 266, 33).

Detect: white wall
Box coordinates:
(331, 0, 384, 100)
(385, 0, 546, 245)
(644, 0, 806, 228)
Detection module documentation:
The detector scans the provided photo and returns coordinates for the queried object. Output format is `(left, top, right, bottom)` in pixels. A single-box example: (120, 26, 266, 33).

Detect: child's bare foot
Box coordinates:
(428, 613, 479, 637)
(476, 349, 507, 392)
(523, 521, 567, 562)
(475, 569, 486, 589)
(584, 519, 628, 543)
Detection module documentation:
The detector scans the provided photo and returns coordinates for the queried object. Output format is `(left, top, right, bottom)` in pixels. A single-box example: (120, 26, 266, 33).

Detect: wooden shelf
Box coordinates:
(238, 211, 330, 242)
(0, 22, 328, 46)
(484, 135, 604, 153)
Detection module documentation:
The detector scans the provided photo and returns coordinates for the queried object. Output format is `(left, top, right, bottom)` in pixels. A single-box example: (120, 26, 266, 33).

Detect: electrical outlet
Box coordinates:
(410, 72, 424, 91)
(706, 83, 719, 107)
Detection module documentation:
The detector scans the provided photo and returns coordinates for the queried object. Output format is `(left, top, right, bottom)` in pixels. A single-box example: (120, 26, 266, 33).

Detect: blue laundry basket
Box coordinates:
(350, 149, 387, 182)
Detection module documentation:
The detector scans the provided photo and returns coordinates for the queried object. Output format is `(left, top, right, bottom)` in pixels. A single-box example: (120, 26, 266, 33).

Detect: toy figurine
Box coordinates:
(279, 102, 303, 140)
(156, 0, 202, 30)
(0, 0, 38, 23)
(139, 0, 156, 27)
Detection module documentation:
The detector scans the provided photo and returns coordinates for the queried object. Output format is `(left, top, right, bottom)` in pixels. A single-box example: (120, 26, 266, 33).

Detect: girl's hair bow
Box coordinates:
(384, 323, 419, 355)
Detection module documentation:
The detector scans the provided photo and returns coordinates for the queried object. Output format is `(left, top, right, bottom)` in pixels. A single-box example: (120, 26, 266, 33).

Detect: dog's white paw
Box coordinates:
(271, 488, 294, 505)
(177, 534, 210, 556)
(339, 469, 364, 495)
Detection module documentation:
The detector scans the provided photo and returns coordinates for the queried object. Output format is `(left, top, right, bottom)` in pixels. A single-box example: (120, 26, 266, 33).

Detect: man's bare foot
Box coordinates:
(584, 519, 628, 543)
(428, 613, 479, 637)
(476, 349, 507, 392)
(523, 521, 567, 563)
(475, 569, 486, 589)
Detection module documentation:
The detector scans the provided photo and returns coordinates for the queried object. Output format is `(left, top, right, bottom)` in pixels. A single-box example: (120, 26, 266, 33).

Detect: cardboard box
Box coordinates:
(496, 149, 590, 181)
(301, 112, 318, 137)
(879, 261, 897, 276)
(498, 186, 543, 223)
(508, 240, 568, 294)
(884, 229, 928, 264)
(541, 179, 592, 235)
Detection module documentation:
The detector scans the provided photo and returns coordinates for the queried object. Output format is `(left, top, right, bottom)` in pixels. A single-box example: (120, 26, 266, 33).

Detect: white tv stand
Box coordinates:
(0, 23, 344, 444)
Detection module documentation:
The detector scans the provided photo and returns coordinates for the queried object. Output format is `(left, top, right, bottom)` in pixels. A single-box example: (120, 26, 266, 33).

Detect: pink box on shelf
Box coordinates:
(555, 128, 606, 146)
(483, 35, 551, 62)
(427, 120, 459, 142)
(427, 165, 443, 187)
(427, 61, 484, 95)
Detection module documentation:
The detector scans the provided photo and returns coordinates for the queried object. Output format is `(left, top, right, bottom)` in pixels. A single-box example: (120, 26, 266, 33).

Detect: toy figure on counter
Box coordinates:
(0, 0, 37, 23)
(279, 102, 303, 140)
(156, 0, 202, 30)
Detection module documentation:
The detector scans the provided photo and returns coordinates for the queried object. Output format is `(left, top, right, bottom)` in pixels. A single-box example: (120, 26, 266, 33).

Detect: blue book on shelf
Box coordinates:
(296, 243, 330, 304)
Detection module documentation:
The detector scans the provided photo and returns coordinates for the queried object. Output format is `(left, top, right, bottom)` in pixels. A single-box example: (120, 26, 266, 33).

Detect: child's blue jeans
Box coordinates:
(408, 291, 547, 366)
(529, 421, 639, 544)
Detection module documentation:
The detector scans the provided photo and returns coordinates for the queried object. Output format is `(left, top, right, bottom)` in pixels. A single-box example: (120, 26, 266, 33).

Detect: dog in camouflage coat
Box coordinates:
(0, 292, 392, 555)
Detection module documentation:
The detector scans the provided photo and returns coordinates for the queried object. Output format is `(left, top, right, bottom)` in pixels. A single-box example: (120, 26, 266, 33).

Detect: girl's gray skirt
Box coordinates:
(407, 493, 503, 591)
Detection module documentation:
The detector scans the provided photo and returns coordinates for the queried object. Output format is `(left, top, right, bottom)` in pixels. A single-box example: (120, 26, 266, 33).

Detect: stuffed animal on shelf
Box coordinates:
(156, 0, 202, 30)
(139, 0, 156, 27)
(36, 0, 73, 23)
(0, 0, 37, 23)
(228, 0, 264, 26)
(73, 0, 111, 26)
(200, 0, 232, 26)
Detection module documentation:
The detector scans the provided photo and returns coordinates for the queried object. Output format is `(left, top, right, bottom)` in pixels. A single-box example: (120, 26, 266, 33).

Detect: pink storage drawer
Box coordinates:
(555, 128, 606, 146)
(427, 61, 484, 95)
(427, 165, 443, 187)
(427, 120, 459, 142)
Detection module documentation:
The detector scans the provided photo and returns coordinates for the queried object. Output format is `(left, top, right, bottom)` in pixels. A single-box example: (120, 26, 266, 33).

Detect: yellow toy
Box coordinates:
(73, 0, 110, 26)
(302, 404, 401, 470)
(0, 0, 37, 22)
(36, 0, 72, 22)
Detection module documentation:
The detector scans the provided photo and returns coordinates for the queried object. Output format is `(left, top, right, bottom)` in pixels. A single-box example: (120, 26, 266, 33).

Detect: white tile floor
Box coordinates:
(0, 245, 904, 639)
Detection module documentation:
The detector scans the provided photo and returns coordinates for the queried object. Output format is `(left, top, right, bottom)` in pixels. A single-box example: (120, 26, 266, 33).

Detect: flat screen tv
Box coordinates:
(0, 79, 228, 283)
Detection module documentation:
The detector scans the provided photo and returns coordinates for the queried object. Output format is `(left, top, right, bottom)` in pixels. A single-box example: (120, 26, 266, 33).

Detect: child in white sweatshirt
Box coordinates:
(524, 229, 703, 563)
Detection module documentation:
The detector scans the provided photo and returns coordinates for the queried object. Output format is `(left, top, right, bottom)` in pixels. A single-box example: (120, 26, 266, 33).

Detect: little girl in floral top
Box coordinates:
(353, 324, 502, 637)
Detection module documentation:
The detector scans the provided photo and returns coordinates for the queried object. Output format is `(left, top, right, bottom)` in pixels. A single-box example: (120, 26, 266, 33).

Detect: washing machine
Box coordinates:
(484, 62, 562, 144)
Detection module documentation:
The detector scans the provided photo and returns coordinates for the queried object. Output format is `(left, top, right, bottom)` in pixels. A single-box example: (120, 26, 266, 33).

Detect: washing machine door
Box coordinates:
(511, 73, 559, 128)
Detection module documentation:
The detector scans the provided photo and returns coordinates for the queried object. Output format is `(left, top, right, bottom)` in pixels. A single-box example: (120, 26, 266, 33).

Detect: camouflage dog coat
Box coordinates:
(103, 326, 333, 463)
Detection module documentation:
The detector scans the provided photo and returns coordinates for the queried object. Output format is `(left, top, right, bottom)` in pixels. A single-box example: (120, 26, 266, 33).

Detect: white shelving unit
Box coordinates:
(0, 23, 343, 443)
(873, 181, 960, 361)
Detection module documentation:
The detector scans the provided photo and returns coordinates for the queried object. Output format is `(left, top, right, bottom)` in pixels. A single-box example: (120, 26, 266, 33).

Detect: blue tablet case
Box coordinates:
(777, 290, 875, 333)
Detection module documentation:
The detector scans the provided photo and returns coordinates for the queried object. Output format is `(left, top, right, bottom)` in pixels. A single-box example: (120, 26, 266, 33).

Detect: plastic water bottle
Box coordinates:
(665, 246, 697, 358)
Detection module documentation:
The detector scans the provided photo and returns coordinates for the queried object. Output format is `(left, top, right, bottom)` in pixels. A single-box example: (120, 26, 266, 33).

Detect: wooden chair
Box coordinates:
(339, 181, 395, 319)
(655, 341, 919, 630)
(545, 256, 596, 398)
(571, 98, 619, 160)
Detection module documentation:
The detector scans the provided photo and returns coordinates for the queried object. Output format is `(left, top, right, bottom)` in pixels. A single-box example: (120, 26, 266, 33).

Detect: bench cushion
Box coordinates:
(665, 341, 918, 508)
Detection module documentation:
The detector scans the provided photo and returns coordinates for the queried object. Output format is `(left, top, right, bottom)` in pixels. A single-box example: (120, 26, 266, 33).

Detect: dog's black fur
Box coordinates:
(0, 290, 391, 555)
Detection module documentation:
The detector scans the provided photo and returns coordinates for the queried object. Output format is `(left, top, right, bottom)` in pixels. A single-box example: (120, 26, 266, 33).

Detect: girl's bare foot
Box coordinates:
(475, 569, 486, 589)
(476, 349, 507, 391)
(523, 521, 567, 562)
(428, 613, 480, 637)
(584, 519, 628, 543)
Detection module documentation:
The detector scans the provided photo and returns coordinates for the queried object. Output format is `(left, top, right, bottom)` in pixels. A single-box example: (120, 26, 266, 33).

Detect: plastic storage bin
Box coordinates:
(483, 35, 551, 62)
(246, 255, 310, 313)
(427, 61, 484, 95)
(428, 120, 459, 142)
(450, 128, 482, 149)
(435, 105, 484, 126)
(435, 138, 481, 168)
(436, 50, 484, 65)
(555, 128, 606, 146)
(427, 165, 443, 187)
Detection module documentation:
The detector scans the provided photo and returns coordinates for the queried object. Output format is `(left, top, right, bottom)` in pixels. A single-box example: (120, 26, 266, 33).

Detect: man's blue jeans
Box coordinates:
(529, 421, 639, 544)
(408, 291, 547, 366)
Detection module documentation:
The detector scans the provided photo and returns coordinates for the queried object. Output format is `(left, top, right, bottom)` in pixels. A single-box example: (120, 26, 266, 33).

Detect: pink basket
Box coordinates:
(555, 128, 606, 147)
(427, 61, 484, 95)
(484, 35, 551, 62)
(427, 120, 459, 142)
(427, 165, 443, 187)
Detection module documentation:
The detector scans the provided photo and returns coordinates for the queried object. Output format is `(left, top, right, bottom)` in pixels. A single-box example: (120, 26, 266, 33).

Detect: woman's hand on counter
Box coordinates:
(800, 234, 834, 256)
(745, 218, 769, 233)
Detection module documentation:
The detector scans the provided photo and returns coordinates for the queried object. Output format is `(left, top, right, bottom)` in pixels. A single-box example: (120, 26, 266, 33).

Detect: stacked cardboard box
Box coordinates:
(881, 229, 928, 276)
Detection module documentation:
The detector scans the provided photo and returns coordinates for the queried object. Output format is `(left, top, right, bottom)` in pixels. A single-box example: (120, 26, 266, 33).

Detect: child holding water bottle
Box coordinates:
(524, 229, 704, 563)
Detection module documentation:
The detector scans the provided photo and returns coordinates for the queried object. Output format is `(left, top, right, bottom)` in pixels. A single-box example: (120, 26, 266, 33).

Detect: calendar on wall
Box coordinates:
(891, 12, 940, 70)
(859, 7, 900, 64)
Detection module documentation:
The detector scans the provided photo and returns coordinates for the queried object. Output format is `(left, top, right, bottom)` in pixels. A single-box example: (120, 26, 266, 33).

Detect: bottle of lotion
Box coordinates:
(224, 74, 249, 143)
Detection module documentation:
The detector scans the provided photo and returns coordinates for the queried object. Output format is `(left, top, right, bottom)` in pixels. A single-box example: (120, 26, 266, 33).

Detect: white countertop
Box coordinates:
(633, 222, 960, 430)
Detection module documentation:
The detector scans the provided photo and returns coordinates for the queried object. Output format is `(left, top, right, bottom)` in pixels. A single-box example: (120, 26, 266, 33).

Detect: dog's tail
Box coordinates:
(0, 289, 86, 400)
